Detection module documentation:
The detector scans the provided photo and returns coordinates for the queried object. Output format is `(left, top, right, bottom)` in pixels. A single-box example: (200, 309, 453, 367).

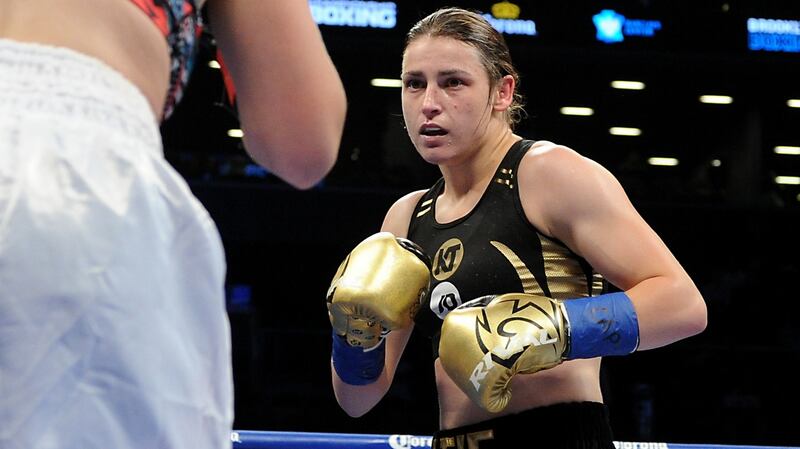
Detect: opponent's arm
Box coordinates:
(206, 1, 346, 189)
(331, 191, 428, 417)
(520, 143, 707, 351)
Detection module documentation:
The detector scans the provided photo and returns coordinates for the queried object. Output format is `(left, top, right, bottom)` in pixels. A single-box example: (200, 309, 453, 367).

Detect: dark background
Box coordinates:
(161, 0, 800, 446)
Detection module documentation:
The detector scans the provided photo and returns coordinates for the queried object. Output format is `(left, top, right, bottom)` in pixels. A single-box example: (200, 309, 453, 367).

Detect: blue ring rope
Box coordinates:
(231, 431, 798, 449)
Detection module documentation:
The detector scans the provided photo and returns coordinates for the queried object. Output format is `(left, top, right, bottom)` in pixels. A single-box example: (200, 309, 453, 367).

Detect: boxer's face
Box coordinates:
(401, 36, 496, 165)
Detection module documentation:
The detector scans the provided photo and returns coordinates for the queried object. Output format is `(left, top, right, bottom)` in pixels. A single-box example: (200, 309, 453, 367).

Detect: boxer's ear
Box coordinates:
(492, 75, 515, 112)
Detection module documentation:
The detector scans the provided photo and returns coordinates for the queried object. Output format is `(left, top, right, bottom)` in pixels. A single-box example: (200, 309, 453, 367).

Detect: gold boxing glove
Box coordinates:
(439, 293, 569, 413)
(326, 232, 431, 349)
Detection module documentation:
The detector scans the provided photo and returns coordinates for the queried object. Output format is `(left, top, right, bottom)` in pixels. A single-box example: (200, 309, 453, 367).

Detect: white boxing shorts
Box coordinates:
(0, 39, 233, 449)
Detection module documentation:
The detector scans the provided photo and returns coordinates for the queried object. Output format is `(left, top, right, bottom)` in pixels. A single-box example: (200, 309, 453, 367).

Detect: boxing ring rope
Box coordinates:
(230, 431, 800, 449)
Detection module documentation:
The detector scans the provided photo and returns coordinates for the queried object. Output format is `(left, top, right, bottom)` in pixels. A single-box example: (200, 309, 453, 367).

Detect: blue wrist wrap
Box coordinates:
(563, 292, 640, 359)
(331, 331, 386, 385)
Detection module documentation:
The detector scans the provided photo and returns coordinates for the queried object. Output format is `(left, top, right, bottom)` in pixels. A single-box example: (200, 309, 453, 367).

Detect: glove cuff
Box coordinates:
(331, 331, 386, 385)
(563, 292, 640, 359)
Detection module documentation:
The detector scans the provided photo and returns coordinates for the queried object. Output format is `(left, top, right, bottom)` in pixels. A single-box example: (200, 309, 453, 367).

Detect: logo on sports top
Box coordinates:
(432, 238, 463, 281)
(429, 281, 462, 319)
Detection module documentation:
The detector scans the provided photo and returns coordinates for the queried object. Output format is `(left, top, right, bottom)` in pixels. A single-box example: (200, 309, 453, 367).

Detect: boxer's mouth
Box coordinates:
(420, 123, 447, 136)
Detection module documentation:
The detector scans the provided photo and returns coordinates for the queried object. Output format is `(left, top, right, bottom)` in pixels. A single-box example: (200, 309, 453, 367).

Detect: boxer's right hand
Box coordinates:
(326, 232, 431, 349)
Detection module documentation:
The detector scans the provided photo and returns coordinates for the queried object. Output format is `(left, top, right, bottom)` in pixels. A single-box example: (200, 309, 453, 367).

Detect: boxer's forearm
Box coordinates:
(331, 361, 392, 417)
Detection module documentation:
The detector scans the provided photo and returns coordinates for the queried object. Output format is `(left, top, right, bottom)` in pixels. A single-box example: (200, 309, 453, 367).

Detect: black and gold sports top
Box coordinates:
(130, 0, 202, 119)
(408, 139, 605, 358)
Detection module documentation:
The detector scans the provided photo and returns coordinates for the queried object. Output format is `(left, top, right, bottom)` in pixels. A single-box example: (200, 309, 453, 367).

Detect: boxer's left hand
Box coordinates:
(438, 293, 569, 412)
(439, 291, 639, 412)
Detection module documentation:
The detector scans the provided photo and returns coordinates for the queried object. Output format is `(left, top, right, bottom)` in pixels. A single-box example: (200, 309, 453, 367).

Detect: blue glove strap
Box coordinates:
(563, 292, 640, 359)
(331, 331, 386, 385)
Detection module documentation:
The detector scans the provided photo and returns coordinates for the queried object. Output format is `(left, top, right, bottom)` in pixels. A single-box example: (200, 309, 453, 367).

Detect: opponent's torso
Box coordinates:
(0, 0, 200, 120)
(129, 0, 203, 119)
(409, 139, 605, 357)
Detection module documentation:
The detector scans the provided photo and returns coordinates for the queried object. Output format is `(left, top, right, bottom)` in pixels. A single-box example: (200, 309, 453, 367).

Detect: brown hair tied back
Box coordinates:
(406, 7, 526, 128)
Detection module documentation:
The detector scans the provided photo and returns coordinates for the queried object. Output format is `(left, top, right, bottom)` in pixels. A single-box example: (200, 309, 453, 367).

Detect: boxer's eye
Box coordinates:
(404, 78, 424, 90)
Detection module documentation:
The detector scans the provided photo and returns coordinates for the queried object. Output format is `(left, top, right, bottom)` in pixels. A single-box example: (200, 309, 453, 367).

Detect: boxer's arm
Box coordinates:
(440, 291, 639, 412)
(332, 191, 427, 417)
(207, 1, 346, 189)
(518, 143, 707, 351)
(332, 326, 414, 417)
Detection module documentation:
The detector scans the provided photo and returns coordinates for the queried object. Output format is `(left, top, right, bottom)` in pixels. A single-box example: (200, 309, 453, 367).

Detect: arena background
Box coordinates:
(159, 1, 799, 446)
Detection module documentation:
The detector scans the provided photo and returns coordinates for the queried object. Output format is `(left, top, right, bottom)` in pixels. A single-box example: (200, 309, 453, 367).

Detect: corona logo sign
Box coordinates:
(484, 1, 536, 36)
(491, 1, 520, 20)
(388, 434, 433, 449)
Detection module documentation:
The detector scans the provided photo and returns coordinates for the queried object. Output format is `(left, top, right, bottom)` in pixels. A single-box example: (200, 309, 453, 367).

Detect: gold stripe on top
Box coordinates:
(490, 241, 544, 295)
(495, 168, 515, 189)
(417, 199, 433, 217)
(494, 178, 514, 189)
(539, 235, 599, 300)
(591, 272, 604, 296)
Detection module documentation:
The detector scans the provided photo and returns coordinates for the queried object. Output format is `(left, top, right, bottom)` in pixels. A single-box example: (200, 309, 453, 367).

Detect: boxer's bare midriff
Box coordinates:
(0, 0, 201, 120)
(435, 357, 604, 429)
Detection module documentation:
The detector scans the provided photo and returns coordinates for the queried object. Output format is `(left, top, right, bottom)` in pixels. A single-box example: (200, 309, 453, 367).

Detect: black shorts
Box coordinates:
(432, 401, 614, 449)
